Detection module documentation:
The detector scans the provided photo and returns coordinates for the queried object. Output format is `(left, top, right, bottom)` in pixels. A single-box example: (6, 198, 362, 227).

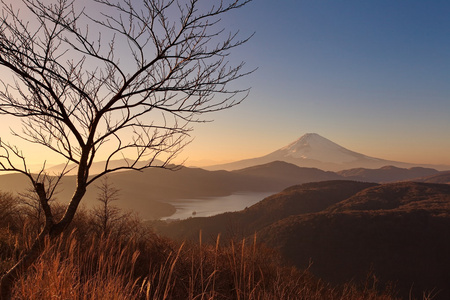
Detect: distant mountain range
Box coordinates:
(3, 148, 450, 298)
(412, 171, 450, 184)
(0, 160, 448, 220)
(206, 133, 450, 171)
(44, 158, 165, 175)
(154, 180, 450, 300)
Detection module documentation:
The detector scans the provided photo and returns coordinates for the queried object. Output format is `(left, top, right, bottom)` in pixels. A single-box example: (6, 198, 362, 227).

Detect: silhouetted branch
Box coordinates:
(0, 0, 252, 297)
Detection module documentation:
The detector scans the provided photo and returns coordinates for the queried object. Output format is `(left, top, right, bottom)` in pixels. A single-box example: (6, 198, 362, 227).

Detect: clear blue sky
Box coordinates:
(183, 0, 450, 166)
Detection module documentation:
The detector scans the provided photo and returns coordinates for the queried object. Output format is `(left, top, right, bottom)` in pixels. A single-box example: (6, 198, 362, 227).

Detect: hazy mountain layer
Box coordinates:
(0, 161, 446, 220)
(207, 133, 450, 171)
(411, 171, 450, 184)
(336, 165, 439, 182)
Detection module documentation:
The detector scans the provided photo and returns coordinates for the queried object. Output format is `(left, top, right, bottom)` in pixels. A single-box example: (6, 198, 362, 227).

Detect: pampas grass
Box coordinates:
(4, 229, 401, 299)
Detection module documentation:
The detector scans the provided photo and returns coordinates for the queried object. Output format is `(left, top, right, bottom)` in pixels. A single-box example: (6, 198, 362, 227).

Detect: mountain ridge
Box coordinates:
(0, 160, 446, 220)
(206, 133, 450, 171)
(154, 180, 450, 299)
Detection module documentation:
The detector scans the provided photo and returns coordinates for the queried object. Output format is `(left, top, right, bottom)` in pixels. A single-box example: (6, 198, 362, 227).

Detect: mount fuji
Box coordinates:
(206, 133, 448, 171)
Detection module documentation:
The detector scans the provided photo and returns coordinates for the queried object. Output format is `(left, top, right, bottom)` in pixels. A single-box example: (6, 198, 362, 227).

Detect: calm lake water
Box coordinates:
(161, 192, 274, 220)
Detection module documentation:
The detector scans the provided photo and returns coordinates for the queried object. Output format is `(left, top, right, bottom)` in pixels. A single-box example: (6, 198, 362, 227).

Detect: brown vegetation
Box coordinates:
(0, 163, 445, 222)
(0, 0, 254, 296)
(0, 190, 401, 299)
(156, 181, 450, 300)
(412, 171, 450, 184)
(337, 166, 440, 183)
(0, 163, 348, 220)
(155, 181, 378, 241)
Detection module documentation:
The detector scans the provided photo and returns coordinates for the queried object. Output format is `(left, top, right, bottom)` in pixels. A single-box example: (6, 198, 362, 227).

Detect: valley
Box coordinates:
(1, 134, 449, 299)
(153, 180, 450, 300)
(0, 159, 446, 220)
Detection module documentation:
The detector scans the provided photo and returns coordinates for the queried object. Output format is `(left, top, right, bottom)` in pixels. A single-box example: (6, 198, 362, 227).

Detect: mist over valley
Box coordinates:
(1, 133, 450, 299)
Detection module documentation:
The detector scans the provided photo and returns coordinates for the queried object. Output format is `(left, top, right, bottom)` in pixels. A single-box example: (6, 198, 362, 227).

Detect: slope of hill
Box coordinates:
(44, 158, 165, 175)
(411, 171, 450, 184)
(155, 180, 377, 240)
(337, 165, 440, 183)
(260, 209, 450, 299)
(206, 133, 450, 171)
(0, 162, 344, 220)
(257, 182, 450, 300)
(328, 181, 450, 212)
(155, 181, 450, 299)
(0, 167, 269, 220)
(232, 160, 341, 186)
(1, 161, 447, 220)
(239, 162, 443, 185)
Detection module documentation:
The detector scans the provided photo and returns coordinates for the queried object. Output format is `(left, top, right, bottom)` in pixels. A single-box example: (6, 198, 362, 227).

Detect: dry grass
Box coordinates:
(1, 227, 402, 300)
(0, 190, 405, 299)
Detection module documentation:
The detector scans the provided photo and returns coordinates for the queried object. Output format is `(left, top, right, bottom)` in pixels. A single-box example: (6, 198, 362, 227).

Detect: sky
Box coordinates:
(181, 0, 450, 166)
(0, 0, 449, 168)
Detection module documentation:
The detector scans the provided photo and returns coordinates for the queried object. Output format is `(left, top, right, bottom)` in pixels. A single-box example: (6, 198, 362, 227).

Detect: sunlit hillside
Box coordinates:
(0, 191, 400, 299)
(155, 181, 450, 299)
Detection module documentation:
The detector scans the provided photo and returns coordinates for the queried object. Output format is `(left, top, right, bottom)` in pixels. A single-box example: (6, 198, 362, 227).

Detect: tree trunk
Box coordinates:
(0, 228, 48, 300)
(0, 184, 86, 300)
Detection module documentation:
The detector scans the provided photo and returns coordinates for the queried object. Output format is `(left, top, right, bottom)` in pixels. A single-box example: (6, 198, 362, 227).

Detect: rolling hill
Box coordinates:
(155, 180, 377, 240)
(410, 171, 450, 184)
(337, 165, 439, 183)
(0, 162, 344, 220)
(0, 160, 447, 220)
(155, 181, 450, 299)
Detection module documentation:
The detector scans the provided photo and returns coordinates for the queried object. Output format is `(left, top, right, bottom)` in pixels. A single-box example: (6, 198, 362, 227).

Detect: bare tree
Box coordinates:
(0, 0, 252, 297)
(17, 189, 50, 236)
(91, 176, 125, 236)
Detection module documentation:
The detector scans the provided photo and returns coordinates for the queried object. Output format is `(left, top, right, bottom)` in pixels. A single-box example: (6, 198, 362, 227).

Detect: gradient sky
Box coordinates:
(182, 0, 450, 166)
(1, 0, 449, 167)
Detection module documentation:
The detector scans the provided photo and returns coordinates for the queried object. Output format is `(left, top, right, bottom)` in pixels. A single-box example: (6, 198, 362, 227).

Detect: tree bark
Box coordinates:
(0, 185, 86, 300)
(0, 229, 48, 300)
(0, 0, 250, 297)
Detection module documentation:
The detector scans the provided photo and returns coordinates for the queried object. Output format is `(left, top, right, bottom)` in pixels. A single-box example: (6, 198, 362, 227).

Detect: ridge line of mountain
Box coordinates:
(204, 133, 450, 171)
(152, 179, 450, 299)
(1, 160, 449, 221)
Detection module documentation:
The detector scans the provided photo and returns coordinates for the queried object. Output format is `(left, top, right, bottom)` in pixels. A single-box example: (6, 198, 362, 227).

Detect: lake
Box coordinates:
(161, 191, 275, 220)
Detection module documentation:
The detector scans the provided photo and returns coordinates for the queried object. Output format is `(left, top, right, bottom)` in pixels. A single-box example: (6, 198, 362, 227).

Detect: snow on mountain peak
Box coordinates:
(205, 133, 448, 172)
(275, 133, 368, 164)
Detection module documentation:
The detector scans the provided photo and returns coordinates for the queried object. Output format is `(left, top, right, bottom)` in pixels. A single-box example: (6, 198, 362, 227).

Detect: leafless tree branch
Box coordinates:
(0, 0, 252, 297)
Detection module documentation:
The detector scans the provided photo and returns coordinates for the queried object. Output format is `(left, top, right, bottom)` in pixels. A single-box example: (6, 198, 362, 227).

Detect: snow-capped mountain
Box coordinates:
(206, 133, 448, 171)
(266, 133, 373, 164)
